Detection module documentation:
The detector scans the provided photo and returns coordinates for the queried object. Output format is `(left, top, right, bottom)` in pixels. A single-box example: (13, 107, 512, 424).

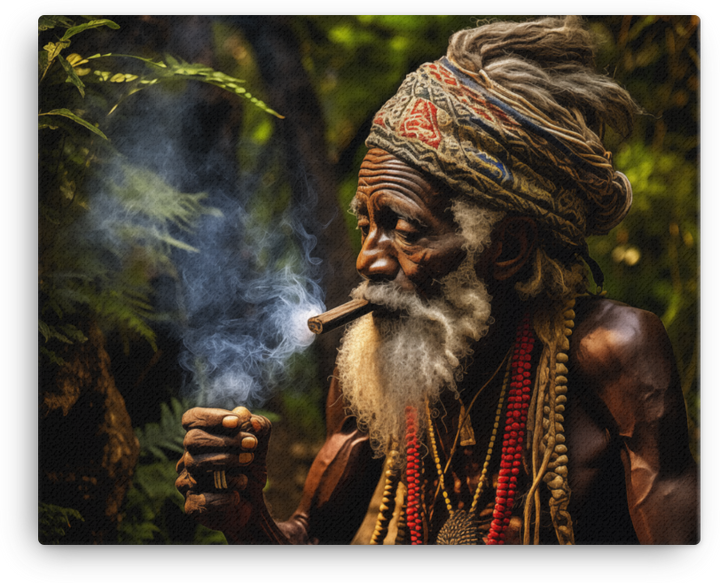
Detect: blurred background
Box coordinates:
(38, 15, 698, 544)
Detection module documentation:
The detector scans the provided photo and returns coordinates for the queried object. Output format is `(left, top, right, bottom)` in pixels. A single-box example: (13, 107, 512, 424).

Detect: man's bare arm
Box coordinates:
(574, 300, 698, 544)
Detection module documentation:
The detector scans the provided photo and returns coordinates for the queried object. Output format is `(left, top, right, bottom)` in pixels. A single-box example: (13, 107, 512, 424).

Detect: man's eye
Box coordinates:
(396, 230, 420, 244)
(395, 219, 422, 244)
(357, 218, 369, 237)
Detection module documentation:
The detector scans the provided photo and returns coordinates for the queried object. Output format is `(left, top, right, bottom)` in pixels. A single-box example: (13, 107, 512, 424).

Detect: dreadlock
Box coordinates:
(447, 16, 640, 545)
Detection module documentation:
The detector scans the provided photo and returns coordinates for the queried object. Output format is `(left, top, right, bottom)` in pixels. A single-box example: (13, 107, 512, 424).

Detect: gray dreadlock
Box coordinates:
(447, 16, 640, 545)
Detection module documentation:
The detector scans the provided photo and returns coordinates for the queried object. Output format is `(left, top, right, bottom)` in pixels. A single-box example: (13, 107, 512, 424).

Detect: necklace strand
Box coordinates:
(470, 355, 513, 514)
(426, 357, 509, 518)
(428, 346, 512, 521)
(486, 313, 536, 544)
(405, 406, 423, 544)
(405, 314, 535, 545)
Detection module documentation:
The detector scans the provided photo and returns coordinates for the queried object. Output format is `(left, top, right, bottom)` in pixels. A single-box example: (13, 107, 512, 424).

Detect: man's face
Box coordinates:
(353, 148, 467, 298)
(340, 149, 499, 453)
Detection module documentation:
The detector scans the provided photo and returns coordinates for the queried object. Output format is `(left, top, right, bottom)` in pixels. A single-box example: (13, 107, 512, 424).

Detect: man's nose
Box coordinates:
(356, 229, 399, 282)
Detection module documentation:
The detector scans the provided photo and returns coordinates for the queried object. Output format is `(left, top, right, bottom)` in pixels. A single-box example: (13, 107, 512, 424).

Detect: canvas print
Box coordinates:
(38, 15, 699, 545)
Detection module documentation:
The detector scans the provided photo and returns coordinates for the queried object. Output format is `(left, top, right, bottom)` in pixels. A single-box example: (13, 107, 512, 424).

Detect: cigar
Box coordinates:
(307, 298, 376, 335)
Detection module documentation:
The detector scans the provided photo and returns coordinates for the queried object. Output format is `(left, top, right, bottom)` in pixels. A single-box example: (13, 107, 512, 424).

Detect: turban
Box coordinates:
(366, 57, 633, 251)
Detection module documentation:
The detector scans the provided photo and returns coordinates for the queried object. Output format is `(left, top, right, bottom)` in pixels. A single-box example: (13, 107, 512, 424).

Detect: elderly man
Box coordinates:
(175, 17, 698, 545)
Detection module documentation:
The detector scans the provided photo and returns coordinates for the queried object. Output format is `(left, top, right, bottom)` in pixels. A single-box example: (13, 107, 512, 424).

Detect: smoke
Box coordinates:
(175, 187, 326, 408)
(73, 76, 328, 410)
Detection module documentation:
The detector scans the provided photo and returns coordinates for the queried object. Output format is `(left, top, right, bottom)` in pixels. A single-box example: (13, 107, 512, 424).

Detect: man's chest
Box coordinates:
(422, 389, 637, 544)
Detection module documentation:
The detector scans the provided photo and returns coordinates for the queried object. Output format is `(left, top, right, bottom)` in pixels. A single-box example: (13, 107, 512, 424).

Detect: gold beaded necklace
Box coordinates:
(368, 350, 511, 546)
(427, 349, 513, 544)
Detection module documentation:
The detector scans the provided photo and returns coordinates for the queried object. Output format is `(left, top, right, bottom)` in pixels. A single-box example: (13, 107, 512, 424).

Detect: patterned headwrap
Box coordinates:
(367, 57, 633, 254)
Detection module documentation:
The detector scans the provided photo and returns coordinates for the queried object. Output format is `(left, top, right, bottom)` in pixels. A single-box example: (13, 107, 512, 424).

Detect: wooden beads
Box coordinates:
(370, 448, 401, 545)
(544, 297, 576, 545)
(395, 490, 408, 545)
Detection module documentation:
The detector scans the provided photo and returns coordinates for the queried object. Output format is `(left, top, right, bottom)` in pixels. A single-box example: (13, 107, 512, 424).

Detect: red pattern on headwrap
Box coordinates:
(398, 99, 442, 149)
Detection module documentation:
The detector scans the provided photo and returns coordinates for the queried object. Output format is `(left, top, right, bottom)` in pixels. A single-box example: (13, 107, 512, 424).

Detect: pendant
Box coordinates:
(436, 510, 480, 545)
(458, 403, 476, 446)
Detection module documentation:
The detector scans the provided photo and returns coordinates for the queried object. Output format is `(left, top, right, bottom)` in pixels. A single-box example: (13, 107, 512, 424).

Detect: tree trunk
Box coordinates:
(39, 322, 140, 543)
(235, 16, 360, 385)
(40, 19, 244, 544)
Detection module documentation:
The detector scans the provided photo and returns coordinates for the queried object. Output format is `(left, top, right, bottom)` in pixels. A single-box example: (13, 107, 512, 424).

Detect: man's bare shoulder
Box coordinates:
(569, 297, 675, 395)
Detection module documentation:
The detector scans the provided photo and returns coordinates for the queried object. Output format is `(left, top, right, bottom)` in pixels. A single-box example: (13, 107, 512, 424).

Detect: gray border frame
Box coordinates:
(0, 0, 718, 581)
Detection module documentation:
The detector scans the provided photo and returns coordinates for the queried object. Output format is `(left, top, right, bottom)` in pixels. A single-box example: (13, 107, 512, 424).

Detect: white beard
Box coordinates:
(336, 254, 493, 456)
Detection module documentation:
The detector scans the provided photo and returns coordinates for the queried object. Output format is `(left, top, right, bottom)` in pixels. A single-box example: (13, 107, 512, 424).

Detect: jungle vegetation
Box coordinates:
(37, 15, 699, 544)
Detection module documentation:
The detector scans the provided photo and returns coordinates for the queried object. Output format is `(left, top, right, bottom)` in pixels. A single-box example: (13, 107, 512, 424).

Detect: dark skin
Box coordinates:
(177, 148, 698, 544)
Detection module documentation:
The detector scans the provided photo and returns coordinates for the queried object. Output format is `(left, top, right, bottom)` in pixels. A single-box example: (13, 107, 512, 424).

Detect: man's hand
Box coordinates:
(175, 406, 272, 538)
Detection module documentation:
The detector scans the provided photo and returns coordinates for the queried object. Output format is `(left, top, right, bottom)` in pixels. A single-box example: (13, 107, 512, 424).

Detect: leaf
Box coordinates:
(164, 54, 180, 68)
(60, 19, 120, 41)
(134, 398, 190, 461)
(40, 40, 71, 81)
(39, 346, 67, 367)
(38, 15, 75, 31)
(157, 233, 199, 253)
(57, 54, 85, 97)
(38, 320, 51, 342)
(39, 503, 84, 544)
(38, 50, 48, 76)
(59, 324, 88, 343)
(85, 52, 284, 118)
(38, 121, 59, 131)
(43, 40, 71, 62)
(39, 109, 108, 140)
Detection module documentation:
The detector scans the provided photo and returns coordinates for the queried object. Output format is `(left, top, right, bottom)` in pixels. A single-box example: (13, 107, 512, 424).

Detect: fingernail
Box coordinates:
(222, 416, 239, 429)
(238, 453, 254, 465)
(231, 407, 252, 422)
(241, 436, 258, 450)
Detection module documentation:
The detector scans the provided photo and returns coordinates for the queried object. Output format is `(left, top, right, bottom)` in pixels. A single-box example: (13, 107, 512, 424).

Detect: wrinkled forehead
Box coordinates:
(353, 147, 451, 216)
(358, 148, 436, 189)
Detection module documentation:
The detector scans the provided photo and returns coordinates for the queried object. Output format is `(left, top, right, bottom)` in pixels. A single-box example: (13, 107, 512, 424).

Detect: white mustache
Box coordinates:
(353, 280, 424, 315)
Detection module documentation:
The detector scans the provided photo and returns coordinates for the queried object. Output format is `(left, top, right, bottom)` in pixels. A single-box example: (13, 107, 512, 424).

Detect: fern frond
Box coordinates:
(135, 397, 190, 460)
(84, 52, 284, 118)
(39, 503, 84, 544)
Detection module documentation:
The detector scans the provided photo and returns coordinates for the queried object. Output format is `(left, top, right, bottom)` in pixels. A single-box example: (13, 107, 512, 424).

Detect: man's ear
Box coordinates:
(487, 217, 538, 281)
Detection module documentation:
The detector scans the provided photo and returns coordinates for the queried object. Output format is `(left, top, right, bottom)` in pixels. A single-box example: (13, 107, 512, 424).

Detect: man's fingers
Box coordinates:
(246, 414, 271, 438)
(183, 451, 255, 473)
(182, 407, 242, 430)
(184, 491, 254, 531)
(183, 428, 259, 453)
(181, 407, 269, 436)
(176, 467, 250, 494)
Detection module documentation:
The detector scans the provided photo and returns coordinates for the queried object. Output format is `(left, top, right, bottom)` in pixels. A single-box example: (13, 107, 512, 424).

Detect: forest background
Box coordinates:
(37, 15, 699, 544)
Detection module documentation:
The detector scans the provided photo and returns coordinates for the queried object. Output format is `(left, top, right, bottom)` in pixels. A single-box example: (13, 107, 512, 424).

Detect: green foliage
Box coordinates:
(95, 52, 284, 118)
(119, 397, 227, 544)
(39, 107, 107, 138)
(38, 16, 279, 361)
(134, 398, 188, 462)
(39, 159, 219, 354)
(586, 16, 699, 457)
(38, 502, 84, 544)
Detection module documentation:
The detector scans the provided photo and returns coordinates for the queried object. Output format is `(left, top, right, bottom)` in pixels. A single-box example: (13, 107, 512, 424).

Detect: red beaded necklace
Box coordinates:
(487, 312, 535, 544)
(404, 405, 423, 544)
(404, 312, 535, 545)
